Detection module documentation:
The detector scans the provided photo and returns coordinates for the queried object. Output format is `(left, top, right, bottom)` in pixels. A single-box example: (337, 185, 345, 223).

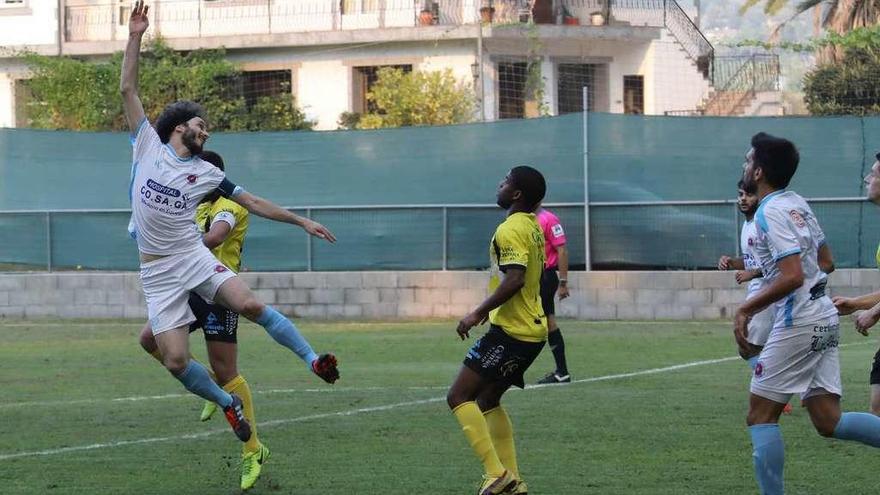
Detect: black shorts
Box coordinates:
(463, 325, 545, 389)
(188, 293, 238, 344)
(871, 348, 880, 385)
(540, 268, 559, 316)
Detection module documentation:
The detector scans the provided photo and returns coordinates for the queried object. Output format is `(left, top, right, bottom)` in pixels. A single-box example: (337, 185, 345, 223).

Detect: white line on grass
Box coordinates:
(2, 341, 872, 461)
(0, 353, 768, 462)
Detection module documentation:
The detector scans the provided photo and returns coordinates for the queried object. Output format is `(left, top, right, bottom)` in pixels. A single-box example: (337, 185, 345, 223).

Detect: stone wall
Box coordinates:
(0, 269, 877, 320)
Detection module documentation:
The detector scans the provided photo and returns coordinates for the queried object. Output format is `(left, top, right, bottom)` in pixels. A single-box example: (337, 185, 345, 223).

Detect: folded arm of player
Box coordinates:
(717, 255, 745, 271)
(456, 266, 525, 340)
(230, 191, 336, 243)
(734, 254, 804, 348)
(202, 217, 233, 250)
(818, 243, 835, 275)
(120, 0, 148, 134)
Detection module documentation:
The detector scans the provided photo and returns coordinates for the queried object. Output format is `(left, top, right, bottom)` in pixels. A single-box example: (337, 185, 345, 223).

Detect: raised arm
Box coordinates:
(231, 191, 336, 243)
(120, 0, 149, 133)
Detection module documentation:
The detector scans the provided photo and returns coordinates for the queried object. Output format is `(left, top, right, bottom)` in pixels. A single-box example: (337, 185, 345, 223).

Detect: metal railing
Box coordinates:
(662, 0, 713, 81)
(700, 53, 780, 116)
(1, 196, 871, 272)
(62, 0, 708, 45)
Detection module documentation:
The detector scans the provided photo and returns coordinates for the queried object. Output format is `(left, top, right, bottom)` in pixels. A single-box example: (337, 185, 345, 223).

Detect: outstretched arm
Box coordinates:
(231, 191, 336, 243)
(120, 0, 149, 133)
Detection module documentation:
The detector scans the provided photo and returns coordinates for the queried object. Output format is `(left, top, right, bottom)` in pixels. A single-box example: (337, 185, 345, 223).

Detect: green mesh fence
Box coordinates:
(1, 113, 877, 271)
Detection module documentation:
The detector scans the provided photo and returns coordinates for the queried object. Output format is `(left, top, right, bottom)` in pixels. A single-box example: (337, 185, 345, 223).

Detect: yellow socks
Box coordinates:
(484, 406, 519, 479)
(223, 375, 260, 454)
(452, 402, 505, 477)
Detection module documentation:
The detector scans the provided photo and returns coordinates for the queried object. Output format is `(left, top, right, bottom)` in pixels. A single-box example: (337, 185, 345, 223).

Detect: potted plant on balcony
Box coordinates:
(561, 5, 579, 25)
(420, 1, 435, 25)
(480, 0, 495, 23)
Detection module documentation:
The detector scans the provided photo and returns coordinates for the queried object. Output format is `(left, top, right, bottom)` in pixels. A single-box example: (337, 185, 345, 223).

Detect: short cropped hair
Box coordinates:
(751, 132, 799, 189)
(737, 178, 756, 195)
(155, 101, 206, 144)
(510, 165, 546, 211)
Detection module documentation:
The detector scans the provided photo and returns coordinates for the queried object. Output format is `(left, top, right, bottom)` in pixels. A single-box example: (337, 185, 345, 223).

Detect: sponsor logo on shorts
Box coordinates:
(789, 209, 806, 228)
(481, 344, 505, 369)
(754, 362, 764, 377)
(214, 265, 228, 273)
(187, 174, 198, 184)
(500, 358, 521, 377)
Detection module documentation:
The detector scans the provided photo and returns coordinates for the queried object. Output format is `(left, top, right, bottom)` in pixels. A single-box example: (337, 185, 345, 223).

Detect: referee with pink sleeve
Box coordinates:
(535, 205, 572, 384)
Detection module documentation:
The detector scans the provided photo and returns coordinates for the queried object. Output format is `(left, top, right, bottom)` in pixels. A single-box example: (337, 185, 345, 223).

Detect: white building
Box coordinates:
(0, 0, 778, 130)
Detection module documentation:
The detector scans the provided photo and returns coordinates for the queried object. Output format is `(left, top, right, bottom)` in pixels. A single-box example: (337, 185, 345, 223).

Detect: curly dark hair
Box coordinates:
(154, 101, 206, 144)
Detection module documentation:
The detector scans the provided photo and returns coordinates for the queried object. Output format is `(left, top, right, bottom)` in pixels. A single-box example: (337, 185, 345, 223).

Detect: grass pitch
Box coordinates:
(1, 319, 878, 494)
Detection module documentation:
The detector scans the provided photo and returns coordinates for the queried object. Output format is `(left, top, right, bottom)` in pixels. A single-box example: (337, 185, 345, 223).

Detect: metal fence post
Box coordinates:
(583, 86, 592, 271)
(306, 207, 313, 271)
(46, 212, 53, 272)
(442, 206, 448, 271)
(733, 202, 740, 257)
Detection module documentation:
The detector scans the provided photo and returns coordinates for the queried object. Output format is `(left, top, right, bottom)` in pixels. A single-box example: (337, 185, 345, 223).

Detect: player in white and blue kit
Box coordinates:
(121, 1, 339, 444)
(735, 133, 880, 495)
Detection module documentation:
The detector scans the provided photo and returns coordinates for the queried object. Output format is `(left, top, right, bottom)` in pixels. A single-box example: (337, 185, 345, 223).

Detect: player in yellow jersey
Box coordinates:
(138, 151, 269, 491)
(447, 166, 547, 495)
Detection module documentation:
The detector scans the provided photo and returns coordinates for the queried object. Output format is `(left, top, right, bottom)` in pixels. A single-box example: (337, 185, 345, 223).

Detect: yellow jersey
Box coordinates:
(195, 197, 249, 273)
(487, 211, 547, 343)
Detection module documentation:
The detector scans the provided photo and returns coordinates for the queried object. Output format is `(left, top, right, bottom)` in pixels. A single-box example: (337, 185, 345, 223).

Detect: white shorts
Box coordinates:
(750, 315, 841, 404)
(140, 247, 236, 335)
(746, 306, 774, 347)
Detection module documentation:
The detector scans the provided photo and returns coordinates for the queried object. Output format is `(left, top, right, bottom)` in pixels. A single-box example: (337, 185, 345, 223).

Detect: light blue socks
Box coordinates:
(175, 360, 233, 407)
(750, 424, 784, 495)
(256, 305, 319, 367)
(833, 412, 880, 447)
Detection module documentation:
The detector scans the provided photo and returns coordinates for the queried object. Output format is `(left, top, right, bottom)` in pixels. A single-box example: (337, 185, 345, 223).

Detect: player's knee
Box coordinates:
(163, 354, 189, 375)
(240, 298, 265, 320)
(477, 396, 500, 412)
(815, 420, 838, 438)
(447, 390, 466, 410)
(138, 327, 156, 353)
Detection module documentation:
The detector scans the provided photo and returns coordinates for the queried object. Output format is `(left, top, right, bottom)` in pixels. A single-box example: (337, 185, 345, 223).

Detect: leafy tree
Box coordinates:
(22, 38, 312, 131)
(357, 68, 475, 129)
(803, 25, 880, 114)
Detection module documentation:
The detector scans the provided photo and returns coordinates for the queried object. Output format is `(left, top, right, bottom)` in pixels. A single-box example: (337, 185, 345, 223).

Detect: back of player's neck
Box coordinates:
(758, 185, 782, 202)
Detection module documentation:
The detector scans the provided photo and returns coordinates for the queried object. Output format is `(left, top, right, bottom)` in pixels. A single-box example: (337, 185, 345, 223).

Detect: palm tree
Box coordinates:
(741, 0, 880, 61)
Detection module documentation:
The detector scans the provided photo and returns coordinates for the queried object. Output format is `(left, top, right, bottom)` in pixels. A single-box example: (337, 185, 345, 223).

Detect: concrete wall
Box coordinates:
(1, 269, 877, 321)
(0, 0, 58, 48)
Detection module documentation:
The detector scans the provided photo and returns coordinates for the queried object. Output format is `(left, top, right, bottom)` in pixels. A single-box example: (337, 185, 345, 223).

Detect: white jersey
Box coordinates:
(127, 118, 227, 256)
(740, 219, 765, 299)
(754, 190, 835, 329)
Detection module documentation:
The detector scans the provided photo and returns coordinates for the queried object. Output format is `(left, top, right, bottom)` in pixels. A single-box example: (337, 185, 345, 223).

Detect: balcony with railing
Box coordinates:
(63, 0, 709, 63)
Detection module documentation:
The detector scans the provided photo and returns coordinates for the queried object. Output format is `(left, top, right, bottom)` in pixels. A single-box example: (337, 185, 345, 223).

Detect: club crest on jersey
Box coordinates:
(551, 224, 565, 238)
(214, 265, 228, 273)
(754, 362, 764, 378)
(789, 210, 806, 228)
(748, 237, 755, 246)
(187, 174, 198, 184)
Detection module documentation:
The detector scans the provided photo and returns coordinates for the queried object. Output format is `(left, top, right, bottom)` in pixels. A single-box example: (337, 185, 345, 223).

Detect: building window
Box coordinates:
(352, 65, 412, 114)
(341, 0, 379, 14)
(1, 0, 25, 6)
(222, 70, 293, 108)
(497, 61, 528, 120)
(557, 64, 597, 114)
(623, 75, 644, 115)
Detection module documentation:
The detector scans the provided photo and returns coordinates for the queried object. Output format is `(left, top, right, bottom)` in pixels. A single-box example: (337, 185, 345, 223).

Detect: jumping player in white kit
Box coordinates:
(121, 0, 339, 443)
(735, 132, 880, 495)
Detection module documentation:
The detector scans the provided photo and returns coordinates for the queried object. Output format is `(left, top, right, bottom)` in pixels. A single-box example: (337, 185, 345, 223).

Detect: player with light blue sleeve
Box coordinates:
(121, 0, 340, 447)
(735, 132, 880, 495)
